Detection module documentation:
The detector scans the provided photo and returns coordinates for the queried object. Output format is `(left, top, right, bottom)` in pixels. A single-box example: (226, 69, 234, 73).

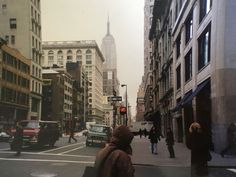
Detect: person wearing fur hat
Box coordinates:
(95, 125, 135, 177)
(188, 122, 211, 176)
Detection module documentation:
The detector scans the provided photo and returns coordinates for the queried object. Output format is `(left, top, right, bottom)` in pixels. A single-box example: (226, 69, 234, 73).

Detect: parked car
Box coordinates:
(9, 120, 61, 149)
(0, 131, 11, 142)
(86, 124, 112, 147)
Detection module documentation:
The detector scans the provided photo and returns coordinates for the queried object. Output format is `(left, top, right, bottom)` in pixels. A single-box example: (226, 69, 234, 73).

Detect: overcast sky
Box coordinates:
(41, 0, 144, 117)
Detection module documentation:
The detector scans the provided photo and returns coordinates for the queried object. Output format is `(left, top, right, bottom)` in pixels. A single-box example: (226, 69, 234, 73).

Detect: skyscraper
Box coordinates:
(101, 17, 119, 96)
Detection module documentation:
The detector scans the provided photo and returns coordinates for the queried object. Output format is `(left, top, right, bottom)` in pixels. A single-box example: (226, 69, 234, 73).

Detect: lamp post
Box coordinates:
(121, 84, 128, 126)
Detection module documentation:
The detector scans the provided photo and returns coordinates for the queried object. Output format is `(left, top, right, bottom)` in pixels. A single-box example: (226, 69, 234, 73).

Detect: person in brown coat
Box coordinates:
(95, 125, 135, 177)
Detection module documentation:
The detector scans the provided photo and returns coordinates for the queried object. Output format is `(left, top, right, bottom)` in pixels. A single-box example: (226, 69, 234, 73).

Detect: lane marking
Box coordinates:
(228, 169, 236, 173)
(59, 145, 86, 155)
(38, 142, 85, 153)
(0, 151, 95, 158)
(0, 157, 94, 164)
(0, 148, 10, 151)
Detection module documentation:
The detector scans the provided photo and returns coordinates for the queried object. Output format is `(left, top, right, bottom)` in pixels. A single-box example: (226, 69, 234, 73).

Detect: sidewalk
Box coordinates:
(131, 136, 236, 167)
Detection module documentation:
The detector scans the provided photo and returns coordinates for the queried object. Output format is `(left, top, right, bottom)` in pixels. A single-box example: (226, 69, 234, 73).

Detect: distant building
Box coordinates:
(0, 0, 43, 120)
(101, 17, 119, 96)
(42, 69, 73, 130)
(0, 40, 31, 128)
(136, 84, 145, 122)
(42, 41, 104, 123)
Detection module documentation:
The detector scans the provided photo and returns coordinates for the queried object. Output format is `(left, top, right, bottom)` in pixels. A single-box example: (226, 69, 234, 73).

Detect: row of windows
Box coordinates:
(1, 87, 29, 106)
(4, 35, 15, 45)
(31, 0, 40, 10)
(176, 25, 211, 90)
(32, 65, 41, 78)
(32, 48, 41, 65)
(2, 52, 30, 74)
(32, 80, 41, 94)
(2, 69, 30, 89)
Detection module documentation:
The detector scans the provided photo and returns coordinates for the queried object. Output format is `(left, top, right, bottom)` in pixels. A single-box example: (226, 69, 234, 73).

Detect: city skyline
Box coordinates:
(41, 0, 144, 117)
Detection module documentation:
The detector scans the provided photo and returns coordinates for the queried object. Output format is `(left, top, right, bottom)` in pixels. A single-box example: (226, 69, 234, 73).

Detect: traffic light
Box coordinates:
(120, 106, 127, 115)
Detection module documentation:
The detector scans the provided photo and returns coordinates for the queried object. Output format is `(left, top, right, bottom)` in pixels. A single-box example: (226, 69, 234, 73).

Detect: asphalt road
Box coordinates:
(0, 136, 236, 177)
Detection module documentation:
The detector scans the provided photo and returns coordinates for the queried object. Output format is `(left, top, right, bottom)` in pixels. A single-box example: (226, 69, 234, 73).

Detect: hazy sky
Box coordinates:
(41, 0, 144, 116)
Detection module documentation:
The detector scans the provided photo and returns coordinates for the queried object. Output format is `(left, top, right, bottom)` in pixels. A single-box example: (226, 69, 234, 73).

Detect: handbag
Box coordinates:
(82, 148, 117, 177)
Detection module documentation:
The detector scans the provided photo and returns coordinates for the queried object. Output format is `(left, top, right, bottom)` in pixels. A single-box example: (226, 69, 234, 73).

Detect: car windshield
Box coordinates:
(20, 121, 39, 129)
(90, 126, 109, 133)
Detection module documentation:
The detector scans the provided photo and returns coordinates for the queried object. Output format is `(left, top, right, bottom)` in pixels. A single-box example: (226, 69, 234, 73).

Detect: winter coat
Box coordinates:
(13, 126, 23, 150)
(188, 130, 210, 164)
(148, 127, 160, 144)
(95, 125, 135, 177)
(166, 130, 174, 146)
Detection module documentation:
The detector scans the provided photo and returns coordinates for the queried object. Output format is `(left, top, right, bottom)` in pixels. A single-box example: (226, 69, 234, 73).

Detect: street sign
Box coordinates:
(108, 96, 122, 102)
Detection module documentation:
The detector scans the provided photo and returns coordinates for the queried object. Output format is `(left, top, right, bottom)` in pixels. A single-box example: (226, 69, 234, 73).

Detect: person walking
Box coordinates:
(143, 128, 147, 138)
(139, 128, 142, 138)
(166, 127, 175, 158)
(188, 122, 211, 177)
(13, 121, 23, 156)
(68, 126, 77, 143)
(95, 125, 135, 177)
(148, 125, 160, 154)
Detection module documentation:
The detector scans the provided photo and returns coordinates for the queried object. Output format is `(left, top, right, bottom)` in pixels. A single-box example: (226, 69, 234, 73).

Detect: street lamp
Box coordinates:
(121, 84, 128, 126)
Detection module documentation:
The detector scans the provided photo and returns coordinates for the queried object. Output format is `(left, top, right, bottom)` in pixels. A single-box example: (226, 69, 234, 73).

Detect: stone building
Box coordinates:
(149, 0, 236, 152)
(0, 40, 31, 128)
(0, 0, 43, 120)
(42, 41, 104, 123)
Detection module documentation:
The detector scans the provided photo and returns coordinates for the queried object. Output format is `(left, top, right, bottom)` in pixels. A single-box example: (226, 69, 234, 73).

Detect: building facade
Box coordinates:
(0, 40, 30, 128)
(149, 0, 236, 153)
(143, 0, 155, 120)
(0, 0, 43, 120)
(42, 41, 104, 123)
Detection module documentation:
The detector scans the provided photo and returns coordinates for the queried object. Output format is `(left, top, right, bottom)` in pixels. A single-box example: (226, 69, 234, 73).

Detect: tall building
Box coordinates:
(149, 0, 236, 153)
(101, 17, 119, 96)
(0, 40, 31, 128)
(142, 0, 155, 120)
(42, 41, 104, 123)
(0, 0, 43, 120)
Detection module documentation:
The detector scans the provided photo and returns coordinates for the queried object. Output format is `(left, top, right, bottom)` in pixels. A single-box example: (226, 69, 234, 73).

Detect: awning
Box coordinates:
(172, 91, 192, 112)
(182, 79, 210, 105)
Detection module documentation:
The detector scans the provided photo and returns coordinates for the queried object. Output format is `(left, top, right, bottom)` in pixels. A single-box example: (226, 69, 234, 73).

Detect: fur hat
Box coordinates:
(189, 122, 201, 133)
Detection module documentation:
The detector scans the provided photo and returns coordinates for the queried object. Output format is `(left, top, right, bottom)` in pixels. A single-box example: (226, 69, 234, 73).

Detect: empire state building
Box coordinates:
(101, 17, 119, 96)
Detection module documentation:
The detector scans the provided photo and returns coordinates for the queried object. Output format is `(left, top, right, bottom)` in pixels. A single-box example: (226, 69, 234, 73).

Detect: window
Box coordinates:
(176, 65, 181, 90)
(176, 34, 181, 59)
(198, 25, 211, 71)
(57, 50, 63, 65)
(185, 12, 193, 44)
(10, 18, 17, 29)
(11, 35, 15, 44)
(185, 49, 192, 82)
(5, 35, 9, 43)
(199, 0, 212, 22)
(67, 50, 73, 63)
(2, 4, 6, 9)
(48, 50, 54, 65)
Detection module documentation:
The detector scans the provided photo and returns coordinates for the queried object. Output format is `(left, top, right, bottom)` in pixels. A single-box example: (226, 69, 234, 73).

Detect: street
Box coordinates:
(0, 136, 236, 177)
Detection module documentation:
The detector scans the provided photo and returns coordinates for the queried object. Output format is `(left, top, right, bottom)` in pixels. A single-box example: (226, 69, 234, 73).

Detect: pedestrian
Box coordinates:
(221, 123, 236, 157)
(94, 125, 135, 177)
(139, 128, 142, 138)
(148, 125, 160, 154)
(68, 126, 77, 143)
(166, 127, 175, 158)
(143, 128, 147, 138)
(188, 122, 211, 177)
(13, 121, 23, 156)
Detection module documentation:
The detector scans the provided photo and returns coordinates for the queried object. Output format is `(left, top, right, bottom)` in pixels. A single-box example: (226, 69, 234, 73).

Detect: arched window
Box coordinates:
(67, 50, 73, 63)
(86, 49, 92, 64)
(57, 50, 63, 65)
(48, 50, 54, 66)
